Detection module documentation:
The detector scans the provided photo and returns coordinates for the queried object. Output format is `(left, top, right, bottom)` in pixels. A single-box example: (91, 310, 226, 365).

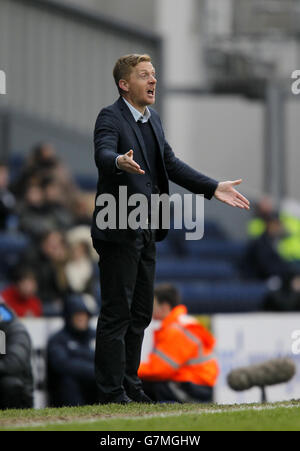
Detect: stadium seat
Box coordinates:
(156, 240, 173, 257)
(155, 258, 238, 281)
(0, 233, 30, 278)
(185, 240, 247, 260)
(177, 281, 268, 313)
(0, 233, 30, 253)
(75, 174, 97, 191)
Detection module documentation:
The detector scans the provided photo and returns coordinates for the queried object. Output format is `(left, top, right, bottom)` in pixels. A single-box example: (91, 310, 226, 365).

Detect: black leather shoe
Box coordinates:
(127, 390, 155, 403)
(101, 394, 133, 405)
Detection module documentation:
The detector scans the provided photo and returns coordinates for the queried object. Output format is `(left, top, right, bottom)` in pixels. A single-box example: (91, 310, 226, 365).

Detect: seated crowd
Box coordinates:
(1, 143, 300, 317)
(0, 142, 98, 317)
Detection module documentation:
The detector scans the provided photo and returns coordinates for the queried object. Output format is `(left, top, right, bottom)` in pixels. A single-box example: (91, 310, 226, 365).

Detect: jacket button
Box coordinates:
(146, 182, 151, 187)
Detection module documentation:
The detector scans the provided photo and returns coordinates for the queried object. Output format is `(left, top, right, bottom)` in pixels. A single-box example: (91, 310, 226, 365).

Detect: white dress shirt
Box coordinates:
(115, 97, 151, 170)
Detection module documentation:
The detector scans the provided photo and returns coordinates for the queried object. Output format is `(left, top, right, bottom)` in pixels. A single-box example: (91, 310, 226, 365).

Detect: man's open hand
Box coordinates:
(117, 150, 145, 174)
(214, 179, 250, 210)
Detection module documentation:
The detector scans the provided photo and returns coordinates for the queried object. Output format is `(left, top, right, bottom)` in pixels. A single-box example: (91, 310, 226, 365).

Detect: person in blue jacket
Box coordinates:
(47, 294, 97, 406)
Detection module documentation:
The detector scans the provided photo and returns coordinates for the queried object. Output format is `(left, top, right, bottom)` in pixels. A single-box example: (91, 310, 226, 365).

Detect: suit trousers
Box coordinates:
(93, 228, 156, 401)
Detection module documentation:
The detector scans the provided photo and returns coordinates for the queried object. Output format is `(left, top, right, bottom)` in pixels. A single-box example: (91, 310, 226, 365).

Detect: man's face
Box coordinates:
(120, 61, 157, 111)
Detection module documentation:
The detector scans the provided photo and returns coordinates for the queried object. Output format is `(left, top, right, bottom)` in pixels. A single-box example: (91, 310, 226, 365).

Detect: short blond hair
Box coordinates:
(113, 54, 152, 94)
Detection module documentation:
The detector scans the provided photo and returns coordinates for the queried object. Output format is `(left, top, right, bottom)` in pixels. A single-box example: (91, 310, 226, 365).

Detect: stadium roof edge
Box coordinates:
(13, 0, 162, 44)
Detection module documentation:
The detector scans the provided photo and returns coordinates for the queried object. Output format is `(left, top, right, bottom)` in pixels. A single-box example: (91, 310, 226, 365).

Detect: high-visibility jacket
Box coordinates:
(277, 213, 300, 261)
(138, 305, 219, 386)
(247, 214, 300, 261)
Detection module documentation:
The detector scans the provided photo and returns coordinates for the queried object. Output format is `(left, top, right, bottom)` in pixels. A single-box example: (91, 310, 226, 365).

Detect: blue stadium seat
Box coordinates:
(156, 240, 173, 257)
(0, 280, 9, 292)
(201, 220, 228, 240)
(0, 233, 30, 278)
(155, 258, 237, 281)
(75, 174, 97, 191)
(8, 153, 25, 183)
(176, 281, 268, 313)
(185, 240, 247, 260)
(169, 220, 228, 238)
(0, 232, 30, 253)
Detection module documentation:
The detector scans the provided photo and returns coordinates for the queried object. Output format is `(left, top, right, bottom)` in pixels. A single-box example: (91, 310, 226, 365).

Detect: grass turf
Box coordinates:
(0, 400, 300, 431)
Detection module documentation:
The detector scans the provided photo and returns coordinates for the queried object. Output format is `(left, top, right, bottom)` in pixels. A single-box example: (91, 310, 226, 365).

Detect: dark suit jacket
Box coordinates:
(91, 96, 219, 242)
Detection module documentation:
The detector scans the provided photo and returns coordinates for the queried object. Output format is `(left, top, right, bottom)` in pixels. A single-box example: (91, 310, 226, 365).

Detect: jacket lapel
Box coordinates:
(118, 97, 151, 173)
(149, 115, 165, 160)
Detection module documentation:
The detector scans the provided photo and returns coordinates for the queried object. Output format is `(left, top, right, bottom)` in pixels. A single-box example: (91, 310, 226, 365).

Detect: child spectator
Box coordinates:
(1, 267, 42, 317)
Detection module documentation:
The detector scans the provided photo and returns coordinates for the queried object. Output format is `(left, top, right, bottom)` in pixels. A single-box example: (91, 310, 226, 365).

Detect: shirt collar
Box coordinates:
(122, 97, 151, 123)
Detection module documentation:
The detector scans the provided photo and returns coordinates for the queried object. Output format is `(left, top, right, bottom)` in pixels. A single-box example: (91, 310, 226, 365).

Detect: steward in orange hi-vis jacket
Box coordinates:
(138, 284, 219, 402)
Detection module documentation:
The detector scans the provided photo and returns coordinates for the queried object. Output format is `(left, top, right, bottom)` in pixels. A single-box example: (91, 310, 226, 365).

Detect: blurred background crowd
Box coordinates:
(0, 142, 98, 318)
(1, 141, 300, 319)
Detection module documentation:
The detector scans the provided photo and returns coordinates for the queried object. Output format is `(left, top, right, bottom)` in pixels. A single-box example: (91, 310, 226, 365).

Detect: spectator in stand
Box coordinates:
(138, 283, 219, 403)
(22, 230, 70, 315)
(17, 183, 49, 240)
(71, 193, 93, 227)
(12, 142, 80, 206)
(247, 196, 300, 262)
(242, 212, 299, 282)
(65, 239, 95, 296)
(17, 177, 75, 241)
(0, 163, 16, 230)
(47, 294, 97, 407)
(1, 267, 42, 317)
(12, 142, 56, 199)
(264, 273, 300, 311)
(0, 300, 34, 409)
(41, 176, 74, 230)
(247, 195, 274, 238)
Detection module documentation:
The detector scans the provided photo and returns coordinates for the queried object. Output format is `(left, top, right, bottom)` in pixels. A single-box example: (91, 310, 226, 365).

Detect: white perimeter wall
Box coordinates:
(22, 313, 300, 407)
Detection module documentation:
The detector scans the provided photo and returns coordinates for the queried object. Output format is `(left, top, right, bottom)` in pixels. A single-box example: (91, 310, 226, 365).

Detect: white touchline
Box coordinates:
(3, 402, 300, 429)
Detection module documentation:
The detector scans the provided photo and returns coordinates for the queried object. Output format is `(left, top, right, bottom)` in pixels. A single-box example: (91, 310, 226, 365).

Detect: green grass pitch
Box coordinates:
(0, 400, 300, 431)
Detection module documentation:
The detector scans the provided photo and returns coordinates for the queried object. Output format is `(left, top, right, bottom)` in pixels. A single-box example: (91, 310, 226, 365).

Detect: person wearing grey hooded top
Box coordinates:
(0, 299, 34, 409)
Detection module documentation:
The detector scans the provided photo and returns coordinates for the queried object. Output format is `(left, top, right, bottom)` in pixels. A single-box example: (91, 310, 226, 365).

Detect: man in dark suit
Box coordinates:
(92, 54, 250, 404)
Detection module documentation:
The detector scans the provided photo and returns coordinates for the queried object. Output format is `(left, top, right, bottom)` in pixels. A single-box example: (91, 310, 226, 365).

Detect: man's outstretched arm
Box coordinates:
(163, 138, 218, 199)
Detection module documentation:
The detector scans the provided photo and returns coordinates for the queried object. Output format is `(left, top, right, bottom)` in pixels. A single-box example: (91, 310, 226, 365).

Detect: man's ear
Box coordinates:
(119, 79, 129, 93)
